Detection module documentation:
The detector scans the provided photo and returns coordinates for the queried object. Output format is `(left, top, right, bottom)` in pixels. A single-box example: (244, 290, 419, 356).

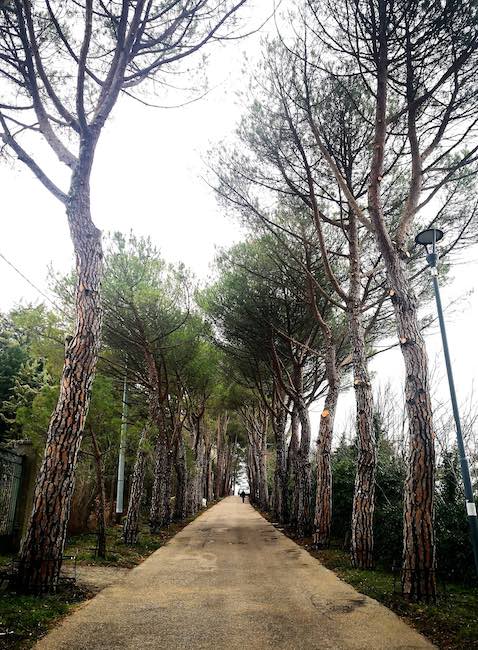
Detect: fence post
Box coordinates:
(11, 440, 38, 549)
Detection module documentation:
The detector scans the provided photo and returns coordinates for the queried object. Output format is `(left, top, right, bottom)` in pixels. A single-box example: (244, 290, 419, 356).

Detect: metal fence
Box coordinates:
(0, 447, 23, 538)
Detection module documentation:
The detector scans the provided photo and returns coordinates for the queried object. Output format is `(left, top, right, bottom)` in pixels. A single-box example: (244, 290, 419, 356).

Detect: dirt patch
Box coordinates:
(62, 565, 130, 594)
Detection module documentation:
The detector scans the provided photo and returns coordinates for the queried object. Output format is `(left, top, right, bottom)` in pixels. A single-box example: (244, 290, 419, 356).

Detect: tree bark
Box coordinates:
(295, 396, 312, 538)
(109, 465, 117, 525)
(16, 163, 102, 593)
(313, 343, 340, 547)
(247, 445, 258, 504)
(187, 414, 206, 516)
(173, 435, 187, 521)
(288, 405, 300, 528)
(149, 430, 172, 533)
(214, 413, 229, 499)
(258, 414, 269, 510)
(349, 303, 377, 568)
(205, 441, 214, 503)
(348, 208, 377, 569)
(366, 1, 436, 600)
(90, 430, 107, 559)
(394, 267, 436, 600)
(272, 389, 288, 524)
(123, 428, 148, 545)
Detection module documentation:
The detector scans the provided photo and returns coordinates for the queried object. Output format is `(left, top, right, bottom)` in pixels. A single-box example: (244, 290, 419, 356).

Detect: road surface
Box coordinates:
(36, 497, 433, 649)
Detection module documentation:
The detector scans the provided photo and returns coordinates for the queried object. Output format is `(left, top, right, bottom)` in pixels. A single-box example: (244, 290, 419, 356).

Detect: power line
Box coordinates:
(0, 250, 68, 316)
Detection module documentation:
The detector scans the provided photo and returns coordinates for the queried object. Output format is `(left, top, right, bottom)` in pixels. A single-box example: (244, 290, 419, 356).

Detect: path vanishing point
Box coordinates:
(36, 497, 433, 649)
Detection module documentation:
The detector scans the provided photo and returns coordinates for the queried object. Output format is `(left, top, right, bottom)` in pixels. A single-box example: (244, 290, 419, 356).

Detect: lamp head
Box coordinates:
(415, 228, 444, 247)
(415, 228, 444, 269)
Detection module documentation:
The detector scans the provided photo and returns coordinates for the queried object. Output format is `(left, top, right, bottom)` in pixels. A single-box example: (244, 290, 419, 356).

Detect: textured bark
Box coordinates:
(173, 436, 187, 521)
(272, 392, 288, 524)
(215, 416, 225, 499)
(395, 274, 436, 600)
(245, 407, 269, 511)
(214, 413, 230, 499)
(205, 442, 214, 503)
(295, 397, 312, 538)
(16, 164, 102, 593)
(188, 437, 205, 515)
(348, 209, 377, 569)
(90, 430, 107, 559)
(349, 304, 376, 568)
(366, 3, 436, 600)
(259, 420, 269, 510)
(123, 428, 148, 546)
(187, 414, 206, 516)
(108, 465, 117, 524)
(149, 431, 172, 533)
(247, 445, 258, 504)
(287, 405, 300, 528)
(223, 444, 232, 497)
(313, 343, 340, 547)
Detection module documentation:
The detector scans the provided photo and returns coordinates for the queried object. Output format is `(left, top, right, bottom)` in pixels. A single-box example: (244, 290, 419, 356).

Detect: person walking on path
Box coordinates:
(240, 490, 246, 503)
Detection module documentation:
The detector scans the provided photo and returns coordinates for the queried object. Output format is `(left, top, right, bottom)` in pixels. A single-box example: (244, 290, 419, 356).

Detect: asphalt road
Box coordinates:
(36, 497, 433, 649)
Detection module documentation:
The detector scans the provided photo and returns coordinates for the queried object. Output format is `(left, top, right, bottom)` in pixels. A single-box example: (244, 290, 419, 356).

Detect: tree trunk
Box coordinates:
(295, 397, 312, 538)
(349, 303, 377, 568)
(187, 415, 206, 516)
(189, 437, 205, 514)
(313, 343, 340, 547)
(348, 206, 377, 569)
(206, 442, 214, 503)
(173, 435, 187, 521)
(197, 435, 207, 506)
(259, 417, 269, 510)
(272, 393, 288, 524)
(109, 465, 117, 525)
(90, 430, 107, 559)
(365, 6, 436, 599)
(16, 178, 102, 593)
(393, 264, 436, 600)
(287, 405, 300, 527)
(150, 431, 172, 533)
(247, 445, 257, 504)
(123, 428, 148, 545)
(215, 416, 225, 499)
(223, 443, 232, 497)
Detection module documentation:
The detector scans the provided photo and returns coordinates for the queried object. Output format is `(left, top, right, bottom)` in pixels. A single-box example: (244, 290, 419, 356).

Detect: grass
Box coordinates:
(0, 585, 87, 650)
(0, 513, 202, 649)
(64, 518, 196, 568)
(0, 556, 12, 570)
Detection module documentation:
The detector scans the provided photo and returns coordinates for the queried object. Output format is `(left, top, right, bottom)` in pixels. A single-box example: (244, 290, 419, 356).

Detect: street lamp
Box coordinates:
(415, 227, 478, 577)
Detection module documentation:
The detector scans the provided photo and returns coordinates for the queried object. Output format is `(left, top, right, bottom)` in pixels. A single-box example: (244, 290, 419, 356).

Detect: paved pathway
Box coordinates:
(37, 497, 433, 649)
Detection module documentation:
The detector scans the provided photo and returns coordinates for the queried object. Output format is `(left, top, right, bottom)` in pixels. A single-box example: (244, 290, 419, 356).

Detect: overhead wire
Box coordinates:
(0, 250, 70, 317)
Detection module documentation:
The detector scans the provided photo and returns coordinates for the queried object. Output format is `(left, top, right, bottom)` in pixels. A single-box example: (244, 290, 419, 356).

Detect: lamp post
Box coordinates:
(115, 370, 128, 522)
(415, 227, 478, 576)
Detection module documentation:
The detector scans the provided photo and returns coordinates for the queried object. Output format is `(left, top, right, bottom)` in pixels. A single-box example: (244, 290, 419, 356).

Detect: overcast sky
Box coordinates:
(1, 0, 477, 444)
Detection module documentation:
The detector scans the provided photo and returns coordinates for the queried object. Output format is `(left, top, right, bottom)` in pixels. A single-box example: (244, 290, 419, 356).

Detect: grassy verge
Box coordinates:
(0, 584, 88, 650)
(0, 511, 207, 649)
(64, 518, 197, 568)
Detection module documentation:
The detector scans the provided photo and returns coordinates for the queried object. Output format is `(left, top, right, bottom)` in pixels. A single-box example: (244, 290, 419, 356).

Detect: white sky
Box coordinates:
(0, 0, 477, 446)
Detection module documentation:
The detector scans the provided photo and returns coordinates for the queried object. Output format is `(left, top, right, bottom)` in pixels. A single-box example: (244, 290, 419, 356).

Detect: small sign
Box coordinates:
(466, 502, 477, 517)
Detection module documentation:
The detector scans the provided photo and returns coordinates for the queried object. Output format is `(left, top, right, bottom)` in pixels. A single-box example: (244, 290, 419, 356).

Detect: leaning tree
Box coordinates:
(298, 0, 478, 601)
(0, 0, 247, 592)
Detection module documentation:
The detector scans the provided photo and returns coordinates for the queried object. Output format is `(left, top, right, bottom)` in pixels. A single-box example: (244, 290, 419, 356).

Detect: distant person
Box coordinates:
(240, 490, 246, 503)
